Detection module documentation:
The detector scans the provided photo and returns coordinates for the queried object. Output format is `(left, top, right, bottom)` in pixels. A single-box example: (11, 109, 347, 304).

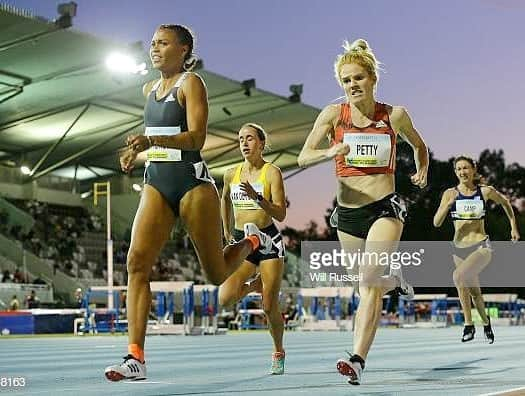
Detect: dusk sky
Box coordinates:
(10, 0, 525, 229)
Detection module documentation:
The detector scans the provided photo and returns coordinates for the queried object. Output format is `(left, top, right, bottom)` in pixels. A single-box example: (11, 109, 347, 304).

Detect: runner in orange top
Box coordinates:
(298, 38, 429, 385)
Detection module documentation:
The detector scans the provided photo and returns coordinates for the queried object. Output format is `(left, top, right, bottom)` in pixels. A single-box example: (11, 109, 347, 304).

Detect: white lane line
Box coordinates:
(478, 386, 525, 396)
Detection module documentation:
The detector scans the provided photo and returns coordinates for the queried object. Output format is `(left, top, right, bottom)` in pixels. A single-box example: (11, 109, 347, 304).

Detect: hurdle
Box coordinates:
(148, 281, 194, 335)
(446, 293, 522, 327)
(296, 287, 355, 331)
(77, 285, 128, 334)
(518, 298, 525, 325)
(482, 293, 519, 326)
(79, 282, 195, 335)
(399, 294, 448, 328)
(236, 292, 266, 330)
(192, 284, 220, 335)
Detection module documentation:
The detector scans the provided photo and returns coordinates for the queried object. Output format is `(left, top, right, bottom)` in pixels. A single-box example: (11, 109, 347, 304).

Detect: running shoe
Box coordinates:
(390, 266, 414, 300)
(462, 325, 475, 342)
(244, 223, 273, 255)
(484, 319, 495, 344)
(105, 354, 146, 381)
(270, 351, 285, 375)
(329, 207, 338, 228)
(336, 352, 364, 385)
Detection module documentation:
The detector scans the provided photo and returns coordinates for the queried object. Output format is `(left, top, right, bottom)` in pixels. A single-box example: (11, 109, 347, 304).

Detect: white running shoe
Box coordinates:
(244, 271, 261, 286)
(329, 207, 338, 228)
(105, 355, 146, 381)
(270, 351, 285, 375)
(244, 223, 273, 255)
(390, 266, 414, 300)
(336, 353, 363, 385)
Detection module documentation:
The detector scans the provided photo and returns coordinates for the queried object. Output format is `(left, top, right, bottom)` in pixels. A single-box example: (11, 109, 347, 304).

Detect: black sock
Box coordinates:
(350, 354, 365, 369)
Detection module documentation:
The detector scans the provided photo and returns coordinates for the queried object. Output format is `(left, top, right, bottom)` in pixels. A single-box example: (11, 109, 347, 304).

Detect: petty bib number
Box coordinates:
(343, 133, 392, 167)
(145, 126, 182, 162)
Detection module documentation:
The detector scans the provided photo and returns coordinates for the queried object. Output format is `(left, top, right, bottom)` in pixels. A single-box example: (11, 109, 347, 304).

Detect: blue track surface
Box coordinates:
(1, 326, 524, 395)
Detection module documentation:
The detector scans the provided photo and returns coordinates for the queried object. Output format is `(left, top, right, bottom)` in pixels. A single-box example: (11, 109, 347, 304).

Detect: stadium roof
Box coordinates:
(0, 5, 319, 183)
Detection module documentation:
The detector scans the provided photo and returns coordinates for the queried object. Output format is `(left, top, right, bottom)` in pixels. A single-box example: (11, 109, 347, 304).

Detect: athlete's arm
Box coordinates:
(221, 169, 235, 242)
(298, 104, 348, 168)
(391, 106, 429, 188)
(483, 186, 520, 241)
(433, 188, 458, 227)
(258, 165, 287, 222)
(118, 81, 157, 171)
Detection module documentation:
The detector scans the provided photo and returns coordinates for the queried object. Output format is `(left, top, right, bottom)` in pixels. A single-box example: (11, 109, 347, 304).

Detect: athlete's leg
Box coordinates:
(352, 217, 403, 360)
(337, 218, 403, 384)
(105, 185, 175, 381)
(337, 231, 365, 337)
(179, 183, 254, 285)
(219, 261, 257, 307)
(337, 231, 365, 292)
(454, 248, 492, 286)
(259, 257, 285, 353)
(453, 249, 492, 324)
(127, 185, 176, 351)
(453, 256, 472, 324)
(469, 286, 490, 325)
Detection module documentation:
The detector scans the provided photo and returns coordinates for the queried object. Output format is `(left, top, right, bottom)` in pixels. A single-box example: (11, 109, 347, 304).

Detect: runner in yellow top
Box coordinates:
(220, 123, 287, 375)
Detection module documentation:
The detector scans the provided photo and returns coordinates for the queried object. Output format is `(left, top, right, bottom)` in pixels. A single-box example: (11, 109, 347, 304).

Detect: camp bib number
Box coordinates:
(145, 126, 181, 162)
(455, 199, 485, 219)
(230, 182, 264, 210)
(343, 133, 391, 167)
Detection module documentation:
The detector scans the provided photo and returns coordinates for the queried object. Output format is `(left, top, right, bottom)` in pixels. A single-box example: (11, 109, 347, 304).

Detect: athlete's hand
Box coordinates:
(126, 134, 150, 153)
(326, 143, 350, 159)
(511, 227, 520, 242)
(120, 147, 138, 173)
(239, 181, 258, 200)
(410, 168, 428, 189)
(445, 189, 459, 207)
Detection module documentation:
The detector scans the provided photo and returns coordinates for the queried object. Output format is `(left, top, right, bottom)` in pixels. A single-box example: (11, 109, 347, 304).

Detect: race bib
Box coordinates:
(343, 133, 392, 167)
(230, 182, 264, 210)
(145, 126, 181, 162)
(454, 199, 485, 220)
